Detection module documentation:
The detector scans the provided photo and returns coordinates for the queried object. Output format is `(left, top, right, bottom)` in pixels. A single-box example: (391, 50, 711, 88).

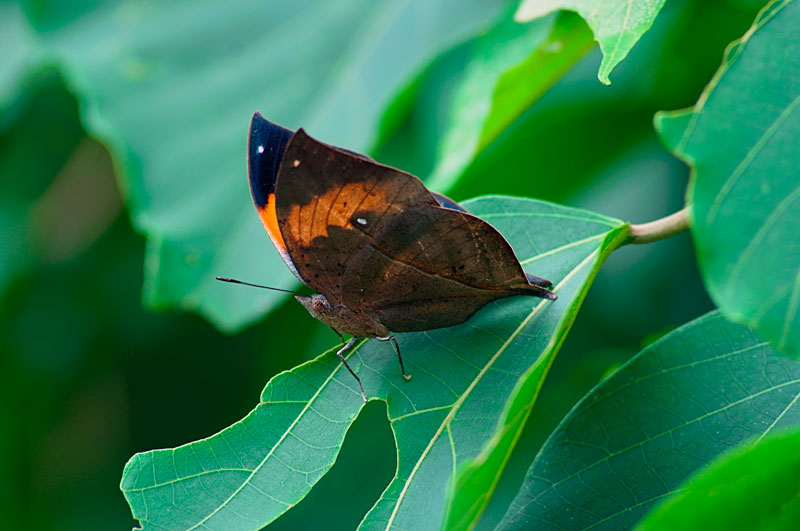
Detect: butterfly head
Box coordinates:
(295, 294, 389, 338)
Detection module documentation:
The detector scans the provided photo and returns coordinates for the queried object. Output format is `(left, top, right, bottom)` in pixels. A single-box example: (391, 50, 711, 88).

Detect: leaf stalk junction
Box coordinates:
(626, 207, 690, 244)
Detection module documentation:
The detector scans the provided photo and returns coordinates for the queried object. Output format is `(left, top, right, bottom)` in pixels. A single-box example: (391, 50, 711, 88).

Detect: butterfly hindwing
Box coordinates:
(341, 203, 547, 332)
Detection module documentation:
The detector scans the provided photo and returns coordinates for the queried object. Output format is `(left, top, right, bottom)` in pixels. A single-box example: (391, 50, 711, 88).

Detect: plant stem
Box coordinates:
(627, 207, 690, 244)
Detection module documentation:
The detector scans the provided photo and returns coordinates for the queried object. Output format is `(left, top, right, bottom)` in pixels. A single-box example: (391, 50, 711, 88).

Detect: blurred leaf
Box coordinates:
(120, 196, 628, 530)
(499, 311, 800, 530)
(381, 0, 764, 208)
(0, 71, 85, 298)
(514, 0, 668, 84)
(425, 11, 594, 191)
(31, 138, 121, 262)
(447, 0, 765, 207)
(28, 0, 506, 330)
(0, 1, 39, 117)
(656, 0, 800, 356)
(636, 428, 800, 531)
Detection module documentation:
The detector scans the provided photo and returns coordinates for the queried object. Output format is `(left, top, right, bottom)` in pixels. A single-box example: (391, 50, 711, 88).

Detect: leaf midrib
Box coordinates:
(381, 245, 601, 529)
(606, 0, 634, 63)
(383, 300, 550, 530)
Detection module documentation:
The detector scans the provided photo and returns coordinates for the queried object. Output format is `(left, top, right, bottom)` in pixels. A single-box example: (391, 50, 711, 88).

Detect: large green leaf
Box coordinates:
(0, 72, 86, 298)
(26, 0, 506, 330)
(636, 428, 800, 530)
(656, 0, 800, 356)
(0, 1, 39, 116)
(498, 311, 800, 530)
(514, 0, 668, 84)
(120, 196, 628, 530)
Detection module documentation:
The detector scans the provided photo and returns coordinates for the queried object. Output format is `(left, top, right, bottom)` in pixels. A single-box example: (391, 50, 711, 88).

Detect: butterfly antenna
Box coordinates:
(215, 277, 307, 296)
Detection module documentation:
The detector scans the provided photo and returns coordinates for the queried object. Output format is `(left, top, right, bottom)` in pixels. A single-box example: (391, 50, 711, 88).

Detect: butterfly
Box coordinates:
(219, 112, 556, 401)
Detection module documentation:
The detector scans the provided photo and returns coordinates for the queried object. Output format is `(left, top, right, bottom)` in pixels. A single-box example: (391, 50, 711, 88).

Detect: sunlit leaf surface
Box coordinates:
(514, 0, 668, 84)
(424, 11, 594, 192)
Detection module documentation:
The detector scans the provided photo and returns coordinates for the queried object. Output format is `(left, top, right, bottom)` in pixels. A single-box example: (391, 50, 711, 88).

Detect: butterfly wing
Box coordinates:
(273, 128, 440, 301)
(248, 113, 304, 281)
(249, 113, 553, 330)
(341, 203, 555, 332)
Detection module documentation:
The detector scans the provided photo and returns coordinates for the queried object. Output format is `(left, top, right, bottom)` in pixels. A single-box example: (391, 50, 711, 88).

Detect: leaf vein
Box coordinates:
(183, 342, 366, 530)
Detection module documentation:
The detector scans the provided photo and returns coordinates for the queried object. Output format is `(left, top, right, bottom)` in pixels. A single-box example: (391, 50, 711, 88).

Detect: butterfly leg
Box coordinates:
(329, 326, 345, 344)
(377, 336, 411, 381)
(336, 337, 367, 403)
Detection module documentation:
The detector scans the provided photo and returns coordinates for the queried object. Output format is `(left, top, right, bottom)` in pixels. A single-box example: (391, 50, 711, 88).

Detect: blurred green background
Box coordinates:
(0, 0, 766, 529)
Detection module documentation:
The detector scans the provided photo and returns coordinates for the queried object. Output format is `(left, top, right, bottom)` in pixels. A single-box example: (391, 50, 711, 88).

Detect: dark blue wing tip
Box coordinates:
(248, 113, 295, 207)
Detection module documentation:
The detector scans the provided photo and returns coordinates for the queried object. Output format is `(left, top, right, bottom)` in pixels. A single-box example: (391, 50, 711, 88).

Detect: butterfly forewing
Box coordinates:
(247, 114, 555, 337)
(247, 113, 302, 282)
(274, 129, 439, 303)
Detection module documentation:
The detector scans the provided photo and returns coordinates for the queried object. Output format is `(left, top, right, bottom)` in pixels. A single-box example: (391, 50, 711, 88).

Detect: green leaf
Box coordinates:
(28, 0, 506, 330)
(424, 11, 594, 191)
(498, 311, 800, 530)
(0, 71, 86, 298)
(656, 0, 800, 356)
(0, 1, 39, 116)
(636, 428, 800, 531)
(120, 196, 627, 530)
(514, 0, 668, 84)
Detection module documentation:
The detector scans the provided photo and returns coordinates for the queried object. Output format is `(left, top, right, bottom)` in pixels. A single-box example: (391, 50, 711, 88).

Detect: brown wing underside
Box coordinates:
(342, 204, 551, 332)
(274, 129, 439, 302)
(274, 129, 553, 333)
(345, 252, 515, 332)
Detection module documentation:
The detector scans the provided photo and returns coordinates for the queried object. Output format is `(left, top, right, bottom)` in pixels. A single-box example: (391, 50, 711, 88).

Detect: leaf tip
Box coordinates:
(596, 55, 620, 85)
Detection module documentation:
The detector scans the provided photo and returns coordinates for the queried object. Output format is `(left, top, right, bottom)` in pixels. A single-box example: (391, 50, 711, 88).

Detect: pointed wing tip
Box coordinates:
(523, 284, 557, 301)
(248, 115, 294, 208)
(250, 110, 267, 129)
(525, 272, 553, 288)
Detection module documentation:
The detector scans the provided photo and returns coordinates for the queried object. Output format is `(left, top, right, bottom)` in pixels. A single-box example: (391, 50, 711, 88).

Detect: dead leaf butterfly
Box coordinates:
(218, 112, 556, 401)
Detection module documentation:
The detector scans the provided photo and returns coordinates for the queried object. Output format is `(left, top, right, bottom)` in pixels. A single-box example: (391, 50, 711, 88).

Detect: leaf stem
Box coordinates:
(627, 207, 690, 244)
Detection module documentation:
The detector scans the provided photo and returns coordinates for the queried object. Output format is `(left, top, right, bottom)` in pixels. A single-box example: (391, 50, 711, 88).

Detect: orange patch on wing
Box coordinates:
(288, 182, 398, 245)
(257, 194, 288, 254)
